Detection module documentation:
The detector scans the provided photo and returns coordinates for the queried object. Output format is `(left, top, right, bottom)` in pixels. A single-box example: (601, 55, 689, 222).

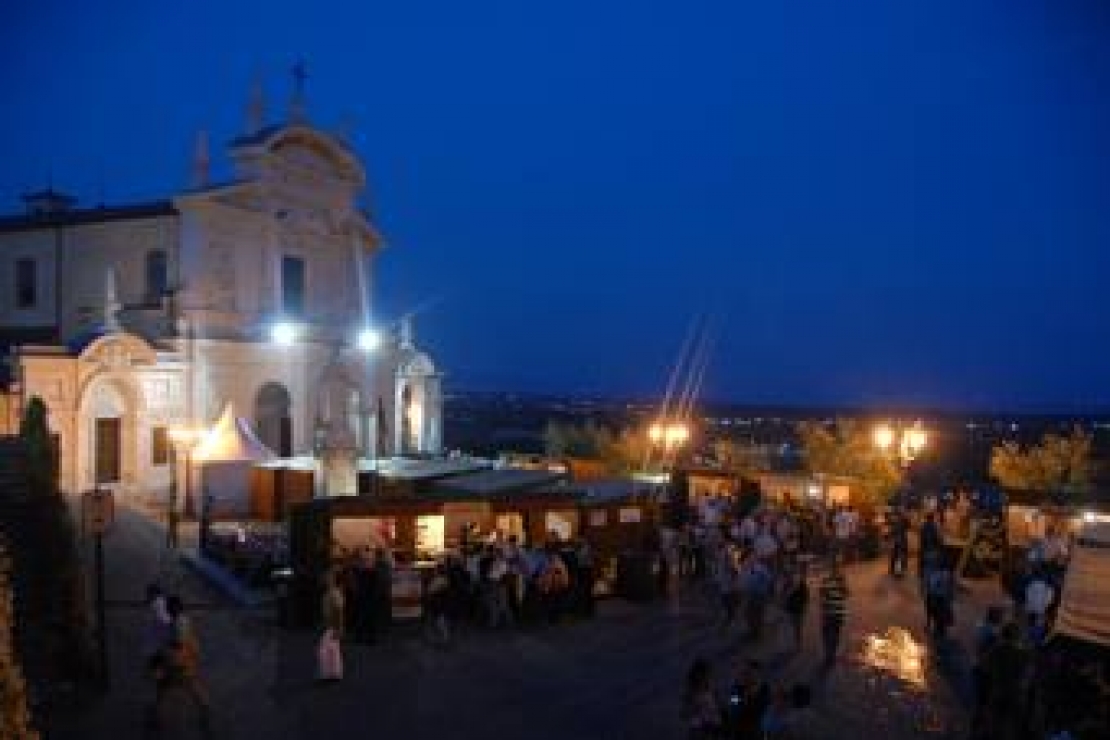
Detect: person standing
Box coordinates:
(924, 553, 954, 639)
(715, 545, 741, 632)
(783, 569, 809, 653)
(726, 659, 770, 740)
(318, 571, 346, 682)
(142, 584, 175, 730)
(372, 548, 393, 641)
(982, 622, 1030, 740)
(574, 537, 596, 617)
(889, 508, 910, 577)
(424, 563, 452, 646)
(163, 596, 211, 729)
(1024, 569, 1055, 635)
(819, 557, 848, 669)
(832, 507, 854, 562)
(919, 513, 943, 576)
(681, 658, 724, 739)
(742, 556, 772, 641)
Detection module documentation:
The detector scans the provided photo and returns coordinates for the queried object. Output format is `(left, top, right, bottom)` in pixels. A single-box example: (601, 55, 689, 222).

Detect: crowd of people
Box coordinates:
(675, 500, 862, 738)
(317, 532, 598, 680)
(968, 526, 1110, 739)
(675, 495, 1110, 740)
(140, 487, 1110, 739)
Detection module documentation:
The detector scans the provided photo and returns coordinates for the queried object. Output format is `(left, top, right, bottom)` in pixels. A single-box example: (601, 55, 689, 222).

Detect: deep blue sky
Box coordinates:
(4, 1, 1110, 411)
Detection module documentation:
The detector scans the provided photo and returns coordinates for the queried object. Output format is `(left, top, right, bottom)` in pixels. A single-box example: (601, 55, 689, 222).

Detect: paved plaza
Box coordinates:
(50, 507, 1000, 739)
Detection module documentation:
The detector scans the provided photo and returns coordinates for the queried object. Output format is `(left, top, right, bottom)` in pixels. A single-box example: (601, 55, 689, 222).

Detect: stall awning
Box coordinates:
(194, 403, 276, 463)
(1055, 522, 1110, 649)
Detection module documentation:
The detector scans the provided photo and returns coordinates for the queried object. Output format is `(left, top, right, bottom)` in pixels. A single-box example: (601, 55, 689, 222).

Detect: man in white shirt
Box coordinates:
(833, 508, 854, 560)
(754, 528, 779, 561)
(1025, 575, 1055, 622)
(738, 515, 759, 547)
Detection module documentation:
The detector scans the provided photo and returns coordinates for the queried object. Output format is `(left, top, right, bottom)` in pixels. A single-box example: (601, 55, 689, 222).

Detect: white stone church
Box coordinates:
(0, 80, 443, 502)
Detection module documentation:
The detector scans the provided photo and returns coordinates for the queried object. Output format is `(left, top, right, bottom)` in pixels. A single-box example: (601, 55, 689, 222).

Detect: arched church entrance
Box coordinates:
(78, 376, 140, 493)
(255, 382, 293, 457)
(400, 383, 416, 454)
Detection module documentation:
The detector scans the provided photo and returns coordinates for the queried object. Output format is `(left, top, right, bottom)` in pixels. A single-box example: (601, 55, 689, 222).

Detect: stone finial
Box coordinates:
(191, 129, 210, 189)
(104, 268, 122, 332)
(289, 60, 308, 123)
(399, 314, 414, 350)
(246, 75, 266, 134)
(335, 114, 355, 145)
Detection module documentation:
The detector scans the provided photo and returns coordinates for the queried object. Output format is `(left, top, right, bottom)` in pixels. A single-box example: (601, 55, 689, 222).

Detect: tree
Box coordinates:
(796, 419, 902, 506)
(598, 427, 652, 475)
(19, 396, 56, 496)
(989, 426, 1092, 496)
(10, 396, 94, 696)
(543, 421, 651, 475)
(712, 439, 772, 477)
(0, 542, 38, 739)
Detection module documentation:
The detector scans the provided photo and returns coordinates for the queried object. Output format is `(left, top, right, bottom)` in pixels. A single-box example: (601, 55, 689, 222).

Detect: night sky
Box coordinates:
(3, 1, 1110, 411)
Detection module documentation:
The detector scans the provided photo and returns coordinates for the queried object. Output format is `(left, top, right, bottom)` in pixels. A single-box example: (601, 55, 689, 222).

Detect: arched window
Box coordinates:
(255, 381, 293, 457)
(145, 250, 168, 303)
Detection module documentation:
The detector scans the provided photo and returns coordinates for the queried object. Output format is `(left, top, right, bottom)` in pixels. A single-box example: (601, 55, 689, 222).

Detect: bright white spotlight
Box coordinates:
(357, 327, 381, 352)
(270, 321, 298, 346)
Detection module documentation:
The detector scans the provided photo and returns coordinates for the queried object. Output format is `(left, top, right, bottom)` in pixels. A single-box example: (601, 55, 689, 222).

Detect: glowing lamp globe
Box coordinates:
(357, 327, 381, 352)
(270, 321, 298, 346)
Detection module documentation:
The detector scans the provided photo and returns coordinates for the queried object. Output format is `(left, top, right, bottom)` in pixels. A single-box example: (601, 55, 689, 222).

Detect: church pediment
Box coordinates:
(78, 333, 158, 370)
(232, 124, 364, 187)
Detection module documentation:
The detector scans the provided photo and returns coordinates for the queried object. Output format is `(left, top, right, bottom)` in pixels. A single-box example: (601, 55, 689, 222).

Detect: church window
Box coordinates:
(15, 258, 36, 308)
(151, 426, 169, 465)
(145, 250, 168, 302)
(281, 256, 306, 316)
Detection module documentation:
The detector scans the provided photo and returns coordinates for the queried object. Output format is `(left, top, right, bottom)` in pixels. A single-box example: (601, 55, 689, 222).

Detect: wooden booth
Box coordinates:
(572, 479, 661, 593)
(286, 486, 581, 627)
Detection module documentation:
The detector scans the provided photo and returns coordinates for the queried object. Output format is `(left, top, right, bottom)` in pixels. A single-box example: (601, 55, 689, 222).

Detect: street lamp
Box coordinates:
(874, 420, 928, 503)
(874, 421, 927, 467)
(356, 327, 381, 352)
(270, 320, 299, 346)
(649, 421, 690, 453)
(166, 425, 203, 549)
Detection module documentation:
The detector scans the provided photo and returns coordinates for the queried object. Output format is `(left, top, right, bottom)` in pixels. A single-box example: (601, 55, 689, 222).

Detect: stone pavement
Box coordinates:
(49, 509, 1002, 739)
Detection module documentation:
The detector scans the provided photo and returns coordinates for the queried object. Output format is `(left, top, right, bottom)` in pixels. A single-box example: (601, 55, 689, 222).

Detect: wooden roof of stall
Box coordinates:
(296, 486, 583, 518)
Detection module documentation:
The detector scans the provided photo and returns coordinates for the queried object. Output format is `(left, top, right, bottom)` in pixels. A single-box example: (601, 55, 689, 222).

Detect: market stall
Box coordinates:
(193, 403, 275, 518)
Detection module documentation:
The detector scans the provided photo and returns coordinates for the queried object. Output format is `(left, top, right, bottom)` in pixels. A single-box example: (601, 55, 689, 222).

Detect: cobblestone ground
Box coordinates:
(49, 507, 1001, 739)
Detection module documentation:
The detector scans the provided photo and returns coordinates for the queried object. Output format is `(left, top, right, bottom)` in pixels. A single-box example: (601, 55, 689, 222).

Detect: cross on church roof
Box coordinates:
(290, 60, 308, 122)
(292, 60, 308, 95)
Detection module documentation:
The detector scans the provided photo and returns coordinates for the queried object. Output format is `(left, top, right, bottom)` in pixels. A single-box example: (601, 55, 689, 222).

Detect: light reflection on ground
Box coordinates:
(859, 626, 928, 689)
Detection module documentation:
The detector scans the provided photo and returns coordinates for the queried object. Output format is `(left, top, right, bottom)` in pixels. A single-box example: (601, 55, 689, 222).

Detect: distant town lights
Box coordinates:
(270, 321, 299, 346)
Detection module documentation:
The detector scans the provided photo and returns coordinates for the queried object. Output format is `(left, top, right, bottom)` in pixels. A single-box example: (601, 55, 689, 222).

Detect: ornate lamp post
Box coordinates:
(874, 420, 929, 507)
(166, 426, 203, 549)
(873, 420, 928, 469)
(648, 420, 690, 457)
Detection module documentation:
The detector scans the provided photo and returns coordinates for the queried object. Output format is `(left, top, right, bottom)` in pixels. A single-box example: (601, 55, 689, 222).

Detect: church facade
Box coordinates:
(0, 83, 443, 501)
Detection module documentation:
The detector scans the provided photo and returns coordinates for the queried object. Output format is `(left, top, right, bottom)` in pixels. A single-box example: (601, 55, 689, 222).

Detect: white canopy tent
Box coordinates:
(1054, 521, 1110, 649)
(194, 403, 275, 517)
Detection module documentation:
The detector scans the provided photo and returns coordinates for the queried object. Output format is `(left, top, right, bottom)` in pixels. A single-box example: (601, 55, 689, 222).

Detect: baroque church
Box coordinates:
(0, 77, 443, 501)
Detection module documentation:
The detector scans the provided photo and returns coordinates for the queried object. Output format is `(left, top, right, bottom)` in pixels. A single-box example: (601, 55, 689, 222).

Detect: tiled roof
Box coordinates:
(0, 200, 176, 234)
(227, 124, 287, 148)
